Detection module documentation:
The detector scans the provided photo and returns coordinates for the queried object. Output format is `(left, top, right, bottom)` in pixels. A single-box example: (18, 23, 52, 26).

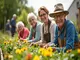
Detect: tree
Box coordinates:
(17, 9, 30, 29)
(0, 0, 34, 30)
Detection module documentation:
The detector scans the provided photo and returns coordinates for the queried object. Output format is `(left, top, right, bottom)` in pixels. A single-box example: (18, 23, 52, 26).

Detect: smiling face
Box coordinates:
(54, 13, 66, 29)
(39, 10, 48, 24)
(29, 16, 37, 28)
(18, 25, 24, 32)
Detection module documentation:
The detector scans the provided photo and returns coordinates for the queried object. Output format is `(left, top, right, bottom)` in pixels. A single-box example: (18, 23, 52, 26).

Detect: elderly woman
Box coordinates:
(16, 21, 29, 40)
(38, 6, 57, 46)
(27, 12, 42, 42)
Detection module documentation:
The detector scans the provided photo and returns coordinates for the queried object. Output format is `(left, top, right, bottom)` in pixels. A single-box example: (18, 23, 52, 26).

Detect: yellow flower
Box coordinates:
(33, 55, 40, 60)
(9, 40, 12, 43)
(47, 47, 53, 52)
(21, 47, 27, 52)
(43, 49, 52, 57)
(39, 47, 53, 57)
(39, 48, 45, 53)
(4, 41, 9, 45)
(66, 49, 72, 53)
(77, 48, 80, 54)
(15, 49, 22, 54)
(23, 40, 28, 43)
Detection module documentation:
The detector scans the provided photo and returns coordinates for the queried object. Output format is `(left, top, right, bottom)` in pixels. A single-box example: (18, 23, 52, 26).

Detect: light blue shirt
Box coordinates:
(28, 21, 42, 42)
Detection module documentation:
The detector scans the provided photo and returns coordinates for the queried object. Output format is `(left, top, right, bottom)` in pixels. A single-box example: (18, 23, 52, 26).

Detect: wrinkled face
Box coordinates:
(29, 16, 37, 28)
(54, 13, 66, 29)
(13, 16, 17, 20)
(18, 25, 24, 32)
(39, 10, 48, 24)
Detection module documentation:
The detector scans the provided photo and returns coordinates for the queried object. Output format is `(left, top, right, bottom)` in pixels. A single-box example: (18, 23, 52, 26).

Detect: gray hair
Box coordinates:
(27, 12, 37, 21)
(13, 14, 17, 17)
(16, 21, 24, 29)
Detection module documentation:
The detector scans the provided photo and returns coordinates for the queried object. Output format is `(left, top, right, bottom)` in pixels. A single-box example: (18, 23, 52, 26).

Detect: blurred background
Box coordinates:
(0, 0, 80, 39)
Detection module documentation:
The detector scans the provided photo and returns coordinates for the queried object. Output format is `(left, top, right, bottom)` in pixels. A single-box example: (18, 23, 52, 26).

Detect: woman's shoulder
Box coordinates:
(24, 27, 29, 31)
(37, 21, 43, 27)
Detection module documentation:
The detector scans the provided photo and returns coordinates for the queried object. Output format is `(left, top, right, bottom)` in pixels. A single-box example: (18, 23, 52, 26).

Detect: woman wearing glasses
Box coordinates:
(38, 6, 57, 47)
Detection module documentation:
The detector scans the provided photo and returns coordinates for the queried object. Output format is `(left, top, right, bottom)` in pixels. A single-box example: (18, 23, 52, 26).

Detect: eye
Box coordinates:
(40, 13, 46, 17)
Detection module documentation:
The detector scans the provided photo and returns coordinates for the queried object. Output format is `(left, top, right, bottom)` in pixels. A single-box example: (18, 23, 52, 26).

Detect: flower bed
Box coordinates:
(0, 33, 80, 60)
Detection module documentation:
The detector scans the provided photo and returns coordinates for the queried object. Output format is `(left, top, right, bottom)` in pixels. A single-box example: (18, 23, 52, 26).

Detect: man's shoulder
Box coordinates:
(66, 20, 74, 26)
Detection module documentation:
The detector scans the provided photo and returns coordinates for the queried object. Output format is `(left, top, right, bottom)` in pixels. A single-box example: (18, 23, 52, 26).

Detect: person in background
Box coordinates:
(10, 14, 17, 37)
(16, 21, 29, 40)
(27, 12, 42, 43)
(5, 19, 11, 35)
(49, 3, 78, 52)
(37, 6, 57, 47)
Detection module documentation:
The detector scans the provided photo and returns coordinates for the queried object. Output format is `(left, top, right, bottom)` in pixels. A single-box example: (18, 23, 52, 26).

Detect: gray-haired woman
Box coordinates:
(16, 21, 29, 40)
(27, 12, 42, 43)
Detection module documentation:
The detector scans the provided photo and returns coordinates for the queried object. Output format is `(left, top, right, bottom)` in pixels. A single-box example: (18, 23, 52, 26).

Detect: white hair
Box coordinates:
(27, 12, 37, 21)
(16, 21, 24, 29)
(13, 14, 17, 17)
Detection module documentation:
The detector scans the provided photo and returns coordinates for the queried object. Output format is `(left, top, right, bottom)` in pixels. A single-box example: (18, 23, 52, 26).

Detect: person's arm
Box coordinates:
(48, 25, 58, 46)
(41, 24, 43, 42)
(22, 28, 30, 39)
(65, 24, 75, 51)
(28, 27, 33, 40)
(50, 22, 57, 43)
(28, 24, 41, 42)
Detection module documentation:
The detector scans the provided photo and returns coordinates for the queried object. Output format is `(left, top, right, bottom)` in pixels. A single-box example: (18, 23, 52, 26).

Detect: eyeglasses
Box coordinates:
(54, 14, 65, 18)
(39, 13, 46, 17)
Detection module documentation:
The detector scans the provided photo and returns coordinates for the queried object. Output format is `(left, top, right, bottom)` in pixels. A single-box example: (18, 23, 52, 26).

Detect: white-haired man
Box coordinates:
(27, 12, 42, 42)
(10, 14, 17, 37)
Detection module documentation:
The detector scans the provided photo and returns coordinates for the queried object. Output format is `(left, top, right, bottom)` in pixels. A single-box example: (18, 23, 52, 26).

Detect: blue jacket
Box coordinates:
(54, 19, 78, 52)
(28, 21, 42, 42)
(10, 18, 16, 32)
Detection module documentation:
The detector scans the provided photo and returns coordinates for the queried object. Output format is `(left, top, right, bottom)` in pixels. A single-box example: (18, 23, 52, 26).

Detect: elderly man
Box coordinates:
(49, 3, 79, 52)
(10, 14, 17, 37)
(27, 12, 42, 42)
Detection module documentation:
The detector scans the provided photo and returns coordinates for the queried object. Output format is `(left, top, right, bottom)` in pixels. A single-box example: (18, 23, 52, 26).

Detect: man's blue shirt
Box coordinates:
(54, 19, 78, 51)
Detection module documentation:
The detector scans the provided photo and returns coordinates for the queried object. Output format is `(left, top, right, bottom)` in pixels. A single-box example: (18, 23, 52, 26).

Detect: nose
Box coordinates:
(41, 15, 44, 19)
(57, 16, 60, 21)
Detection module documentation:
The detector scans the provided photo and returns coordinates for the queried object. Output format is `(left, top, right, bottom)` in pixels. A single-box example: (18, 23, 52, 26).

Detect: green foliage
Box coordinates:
(78, 34, 80, 40)
(71, 20, 79, 32)
(0, 32, 80, 60)
(0, 0, 34, 30)
(17, 9, 30, 29)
